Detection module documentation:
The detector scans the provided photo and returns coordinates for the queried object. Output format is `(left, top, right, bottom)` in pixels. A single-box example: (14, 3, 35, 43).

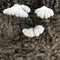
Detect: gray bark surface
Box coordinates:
(0, 0, 60, 60)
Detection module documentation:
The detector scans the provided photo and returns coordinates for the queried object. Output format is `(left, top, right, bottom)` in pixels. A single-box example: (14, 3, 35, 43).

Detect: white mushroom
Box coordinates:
(22, 27, 35, 37)
(34, 25, 44, 36)
(22, 25, 45, 37)
(3, 4, 31, 18)
(21, 5, 31, 13)
(35, 6, 54, 19)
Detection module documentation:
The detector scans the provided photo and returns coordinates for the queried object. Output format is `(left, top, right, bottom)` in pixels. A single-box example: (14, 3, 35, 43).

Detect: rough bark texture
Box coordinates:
(0, 0, 60, 60)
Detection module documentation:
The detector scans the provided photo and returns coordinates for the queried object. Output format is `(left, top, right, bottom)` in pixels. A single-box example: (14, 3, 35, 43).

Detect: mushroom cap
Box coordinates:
(21, 5, 31, 13)
(34, 25, 45, 36)
(22, 27, 35, 37)
(35, 6, 54, 19)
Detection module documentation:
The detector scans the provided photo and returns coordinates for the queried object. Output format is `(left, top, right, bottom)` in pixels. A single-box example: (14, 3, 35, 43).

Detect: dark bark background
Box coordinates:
(0, 0, 60, 60)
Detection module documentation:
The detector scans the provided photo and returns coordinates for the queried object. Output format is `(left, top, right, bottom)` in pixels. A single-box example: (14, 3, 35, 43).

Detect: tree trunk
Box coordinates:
(0, 0, 60, 60)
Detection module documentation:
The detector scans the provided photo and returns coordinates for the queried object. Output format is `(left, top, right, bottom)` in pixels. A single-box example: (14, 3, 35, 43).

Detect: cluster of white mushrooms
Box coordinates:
(22, 25, 44, 37)
(3, 4, 31, 18)
(3, 4, 54, 37)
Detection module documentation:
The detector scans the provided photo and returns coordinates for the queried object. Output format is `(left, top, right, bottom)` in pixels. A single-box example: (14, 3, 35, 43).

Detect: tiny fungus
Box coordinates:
(35, 6, 54, 19)
(3, 4, 31, 18)
(22, 25, 44, 37)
